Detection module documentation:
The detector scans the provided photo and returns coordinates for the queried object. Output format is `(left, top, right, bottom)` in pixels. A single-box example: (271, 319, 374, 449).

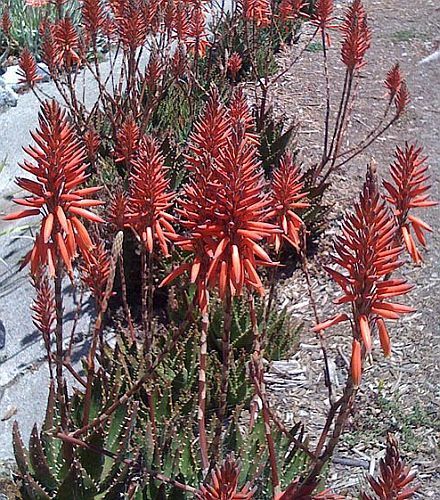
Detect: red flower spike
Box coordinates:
(108, 188, 128, 231)
(163, 90, 276, 309)
(227, 52, 243, 81)
(394, 80, 410, 116)
(114, 117, 140, 170)
(31, 272, 56, 340)
(362, 434, 418, 500)
(311, 0, 336, 32)
(144, 52, 164, 92)
(228, 89, 259, 145)
(126, 135, 175, 256)
(243, 0, 272, 28)
(80, 239, 111, 307)
(113, 0, 148, 51)
(267, 152, 309, 252)
(319, 171, 414, 351)
(82, 0, 106, 40)
(53, 17, 82, 68)
(83, 129, 101, 163)
(173, 1, 190, 42)
(383, 143, 437, 264)
(196, 455, 254, 499)
(340, 0, 371, 71)
(3, 101, 104, 276)
(1, 9, 11, 37)
(18, 48, 42, 88)
(384, 63, 402, 102)
(185, 6, 209, 58)
(163, 90, 230, 312)
(279, 0, 308, 22)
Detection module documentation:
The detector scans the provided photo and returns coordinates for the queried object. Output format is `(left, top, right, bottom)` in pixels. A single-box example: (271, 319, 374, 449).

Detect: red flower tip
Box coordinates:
(18, 48, 42, 88)
(384, 63, 402, 102)
(227, 52, 243, 81)
(82, 0, 106, 40)
(108, 188, 128, 231)
(185, 6, 209, 58)
(83, 129, 101, 162)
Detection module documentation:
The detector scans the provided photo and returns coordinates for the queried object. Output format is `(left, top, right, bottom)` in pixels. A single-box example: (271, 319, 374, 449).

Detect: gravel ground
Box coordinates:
(267, 0, 440, 496)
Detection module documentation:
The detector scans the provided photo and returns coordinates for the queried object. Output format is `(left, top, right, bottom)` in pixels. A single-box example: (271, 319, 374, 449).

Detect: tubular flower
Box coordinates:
(242, 0, 272, 28)
(80, 239, 111, 307)
(384, 63, 402, 102)
(314, 172, 414, 361)
(340, 0, 371, 71)
(196, 456, 254, 499)
(114, 117, 140, 170)
(126, 135, 175, 256)
(362, 434, 418, 500)
(383, 143, 437, 264)
(53, 17, 82, 68)
(227, 52, 243, 81)
(18, 48, 42, 88)
(3, 101, 104, 276)
(279, 0, 308, 22)
(267, 152, 309, 252)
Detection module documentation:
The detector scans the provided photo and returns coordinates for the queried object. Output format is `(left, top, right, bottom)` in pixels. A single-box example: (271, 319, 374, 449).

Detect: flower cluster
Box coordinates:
(384, 143, 437, 264)
(315, 172, 414, 387)
(3, 101, 104, 276)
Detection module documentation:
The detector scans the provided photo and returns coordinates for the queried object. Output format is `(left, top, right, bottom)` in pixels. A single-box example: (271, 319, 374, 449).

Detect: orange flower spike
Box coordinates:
(18, 48, 42, 88)
(227, 52, 243, 81)
(340, 0, 371, 71)
(243, 0, 272, 28)
(268, 152, 309, 252)
(279, 0, 308, 23)
(384, 143, 438, 263)
(52, 17, 82, 68)
(384, 63, 403, 102)
(351, 339, 362, 388)
(126, 135, 175, 256)
(1, 9, 11, 37)
(4, 101, 103, 275)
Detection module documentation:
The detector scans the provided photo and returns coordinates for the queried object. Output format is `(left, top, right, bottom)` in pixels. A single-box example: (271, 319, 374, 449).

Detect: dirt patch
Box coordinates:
(267, 0, 440, 496)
